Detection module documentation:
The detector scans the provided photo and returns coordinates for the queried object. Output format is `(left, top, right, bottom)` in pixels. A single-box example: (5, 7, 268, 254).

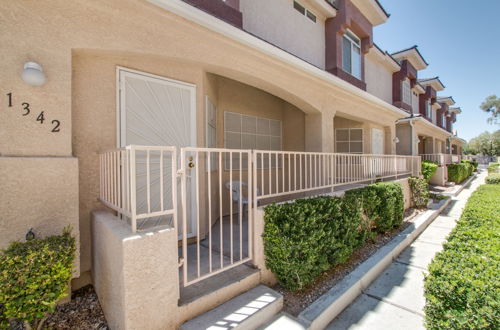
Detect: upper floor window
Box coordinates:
(401, 78, 412, 105)
(425, 100, 431, 118)
(342, 30, 361, 79)
(441, 112, 445, 127)
(293, 1, 317, 23)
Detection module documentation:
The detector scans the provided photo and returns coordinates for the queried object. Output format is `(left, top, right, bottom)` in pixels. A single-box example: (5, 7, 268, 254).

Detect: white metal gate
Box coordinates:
(178, 147, 253, 287)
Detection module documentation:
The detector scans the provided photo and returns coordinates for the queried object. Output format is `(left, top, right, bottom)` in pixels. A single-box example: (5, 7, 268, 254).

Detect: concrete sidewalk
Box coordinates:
(327, 170, 487, 330)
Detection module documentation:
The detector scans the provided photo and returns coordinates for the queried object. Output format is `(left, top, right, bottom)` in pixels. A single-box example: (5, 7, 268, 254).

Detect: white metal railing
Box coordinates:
(420, 153, 462, 165)
(98, 145, 177, 233)
(99, 147, 421, 287)
(253, 151, 420, 204)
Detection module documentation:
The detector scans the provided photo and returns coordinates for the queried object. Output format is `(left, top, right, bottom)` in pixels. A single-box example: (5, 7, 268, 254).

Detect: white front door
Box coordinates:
(118, 67, 196, 235)
(371, 128, 384, 155)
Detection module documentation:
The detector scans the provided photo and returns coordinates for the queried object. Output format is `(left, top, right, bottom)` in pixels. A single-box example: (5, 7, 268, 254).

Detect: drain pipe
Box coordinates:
(408, 115, 417, 156)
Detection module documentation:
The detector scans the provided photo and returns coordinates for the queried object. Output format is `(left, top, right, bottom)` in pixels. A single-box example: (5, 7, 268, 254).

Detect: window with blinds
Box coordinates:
(224, 112, 282, 169)
(335, 128, 363, 153)
(401, 79, 412, 105)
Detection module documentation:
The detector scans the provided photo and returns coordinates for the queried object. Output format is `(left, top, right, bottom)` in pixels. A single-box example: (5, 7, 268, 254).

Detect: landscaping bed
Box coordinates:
(274, 207, 424, 316)
(44, 285, 108, 330)
(424, 183, 500, 329)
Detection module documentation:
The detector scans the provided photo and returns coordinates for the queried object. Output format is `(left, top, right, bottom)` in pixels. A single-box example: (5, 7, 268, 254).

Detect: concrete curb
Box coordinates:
(296, 198, 452, 330)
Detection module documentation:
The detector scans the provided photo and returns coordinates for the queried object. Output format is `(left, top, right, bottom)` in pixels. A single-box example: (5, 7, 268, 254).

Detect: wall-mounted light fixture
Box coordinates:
(25, 228, 35, 241)
(393, 137, 400, 144)
(21, 62, 46, 86)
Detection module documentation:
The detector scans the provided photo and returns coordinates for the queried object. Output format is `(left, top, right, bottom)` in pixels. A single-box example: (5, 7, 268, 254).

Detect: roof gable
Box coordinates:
(418, 77, 445, 91)
(350, 0, 389, 26)
(391, 46, 428, 71)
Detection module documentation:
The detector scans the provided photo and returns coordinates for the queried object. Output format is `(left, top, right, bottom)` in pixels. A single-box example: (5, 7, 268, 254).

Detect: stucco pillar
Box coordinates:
(305, 109, 335, 153)
(428, 137, 435, 154)
(92, 210, 180, 330)
(384, 125, 396, 154)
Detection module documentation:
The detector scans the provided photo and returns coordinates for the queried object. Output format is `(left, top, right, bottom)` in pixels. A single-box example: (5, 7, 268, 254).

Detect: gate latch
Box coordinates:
(188, 156, 195, 169)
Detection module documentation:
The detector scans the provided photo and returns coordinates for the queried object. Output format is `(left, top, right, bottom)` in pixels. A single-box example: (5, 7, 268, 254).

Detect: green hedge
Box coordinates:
(488, 162, 499, 173)
(422, 160, 438, 182)
(0, 229, 75, 329)
(424, 184, 500, 329)
(447, 162, 473, 184)
(461, 159, 478, 172)
(263, 182, 404, 291)
(408, 177, 430, 208)
(486, 173, 500, 184)
(351, 182, 404, 233)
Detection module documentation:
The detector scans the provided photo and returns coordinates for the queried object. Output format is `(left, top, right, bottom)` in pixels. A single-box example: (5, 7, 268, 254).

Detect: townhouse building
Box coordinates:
(0, 0, 466, 328)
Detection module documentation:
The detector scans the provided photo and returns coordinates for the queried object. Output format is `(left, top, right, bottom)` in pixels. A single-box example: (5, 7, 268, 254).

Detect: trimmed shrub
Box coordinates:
(362, 182, 404, 232)
(447, 162, 473, 183)
(424, 184, 500, 330)
(488, 162, 499, 173)
(461, 159, 478, 172)
(263, 196, 363, 291)
(486, 173, 500, 184)
(263, 182, 404, 291)
(421, 160, 438, 182)
(408, 176, 430, 208)
(0, 229, 76, 329)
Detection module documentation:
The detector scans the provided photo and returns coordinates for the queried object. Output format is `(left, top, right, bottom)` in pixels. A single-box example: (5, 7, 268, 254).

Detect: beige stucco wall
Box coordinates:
(73, 51, 205, 274)
(0, 157, 80, 277)
(429, 166, 447, 186)
(364, 51, 393, 104)
(240, 0, 326, 69)
(92, 210, 179, 330)
(1, 0, 409, 285)
(334, 116, 391, 154)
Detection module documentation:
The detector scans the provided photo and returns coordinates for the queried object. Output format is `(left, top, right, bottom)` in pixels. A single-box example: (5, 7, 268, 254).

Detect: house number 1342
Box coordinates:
(6, 92, 61, 133)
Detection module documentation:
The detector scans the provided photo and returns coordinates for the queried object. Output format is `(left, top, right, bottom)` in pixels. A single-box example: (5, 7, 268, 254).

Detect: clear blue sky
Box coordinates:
(374, 0, 500, 142)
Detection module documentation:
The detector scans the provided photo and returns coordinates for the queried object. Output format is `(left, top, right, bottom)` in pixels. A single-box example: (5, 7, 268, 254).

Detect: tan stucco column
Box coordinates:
(428, 137, 435, 154)
(384, 125, 396, 154)
(305, 108, 335, 153)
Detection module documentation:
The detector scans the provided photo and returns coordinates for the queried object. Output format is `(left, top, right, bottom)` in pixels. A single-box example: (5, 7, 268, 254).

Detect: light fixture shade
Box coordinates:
(393, 137, 400, 144)
(21, 62, 46, 86)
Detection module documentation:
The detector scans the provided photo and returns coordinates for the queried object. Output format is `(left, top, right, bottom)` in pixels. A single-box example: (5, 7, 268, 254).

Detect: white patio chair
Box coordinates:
(225, 181, 259, 217)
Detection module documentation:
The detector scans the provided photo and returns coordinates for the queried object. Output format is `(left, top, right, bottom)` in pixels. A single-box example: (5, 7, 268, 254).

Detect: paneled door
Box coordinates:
(118, 67, 196, 235)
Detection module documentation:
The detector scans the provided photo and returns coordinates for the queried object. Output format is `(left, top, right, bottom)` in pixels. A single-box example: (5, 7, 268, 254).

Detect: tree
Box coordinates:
(464, 130, 500, 156)
(480, 95, 500, 124)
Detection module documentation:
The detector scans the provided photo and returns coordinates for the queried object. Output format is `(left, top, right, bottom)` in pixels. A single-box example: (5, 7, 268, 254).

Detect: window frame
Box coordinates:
(401, 78, 412, 106)
(224, 111, 283, 170)
(293, 0, 317, 23)
(335, 128, 363, 154)
(342, 30, 362, 80)
(425, 100, 431, 118)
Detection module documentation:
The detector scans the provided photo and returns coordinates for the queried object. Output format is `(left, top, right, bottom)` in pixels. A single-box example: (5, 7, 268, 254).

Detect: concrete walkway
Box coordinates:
(327, 170, 487, 330)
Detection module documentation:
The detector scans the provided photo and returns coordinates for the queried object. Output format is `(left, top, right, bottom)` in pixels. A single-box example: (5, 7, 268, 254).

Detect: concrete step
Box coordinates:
(181, 285, 283, 330)
(258, 312, 307, 330)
